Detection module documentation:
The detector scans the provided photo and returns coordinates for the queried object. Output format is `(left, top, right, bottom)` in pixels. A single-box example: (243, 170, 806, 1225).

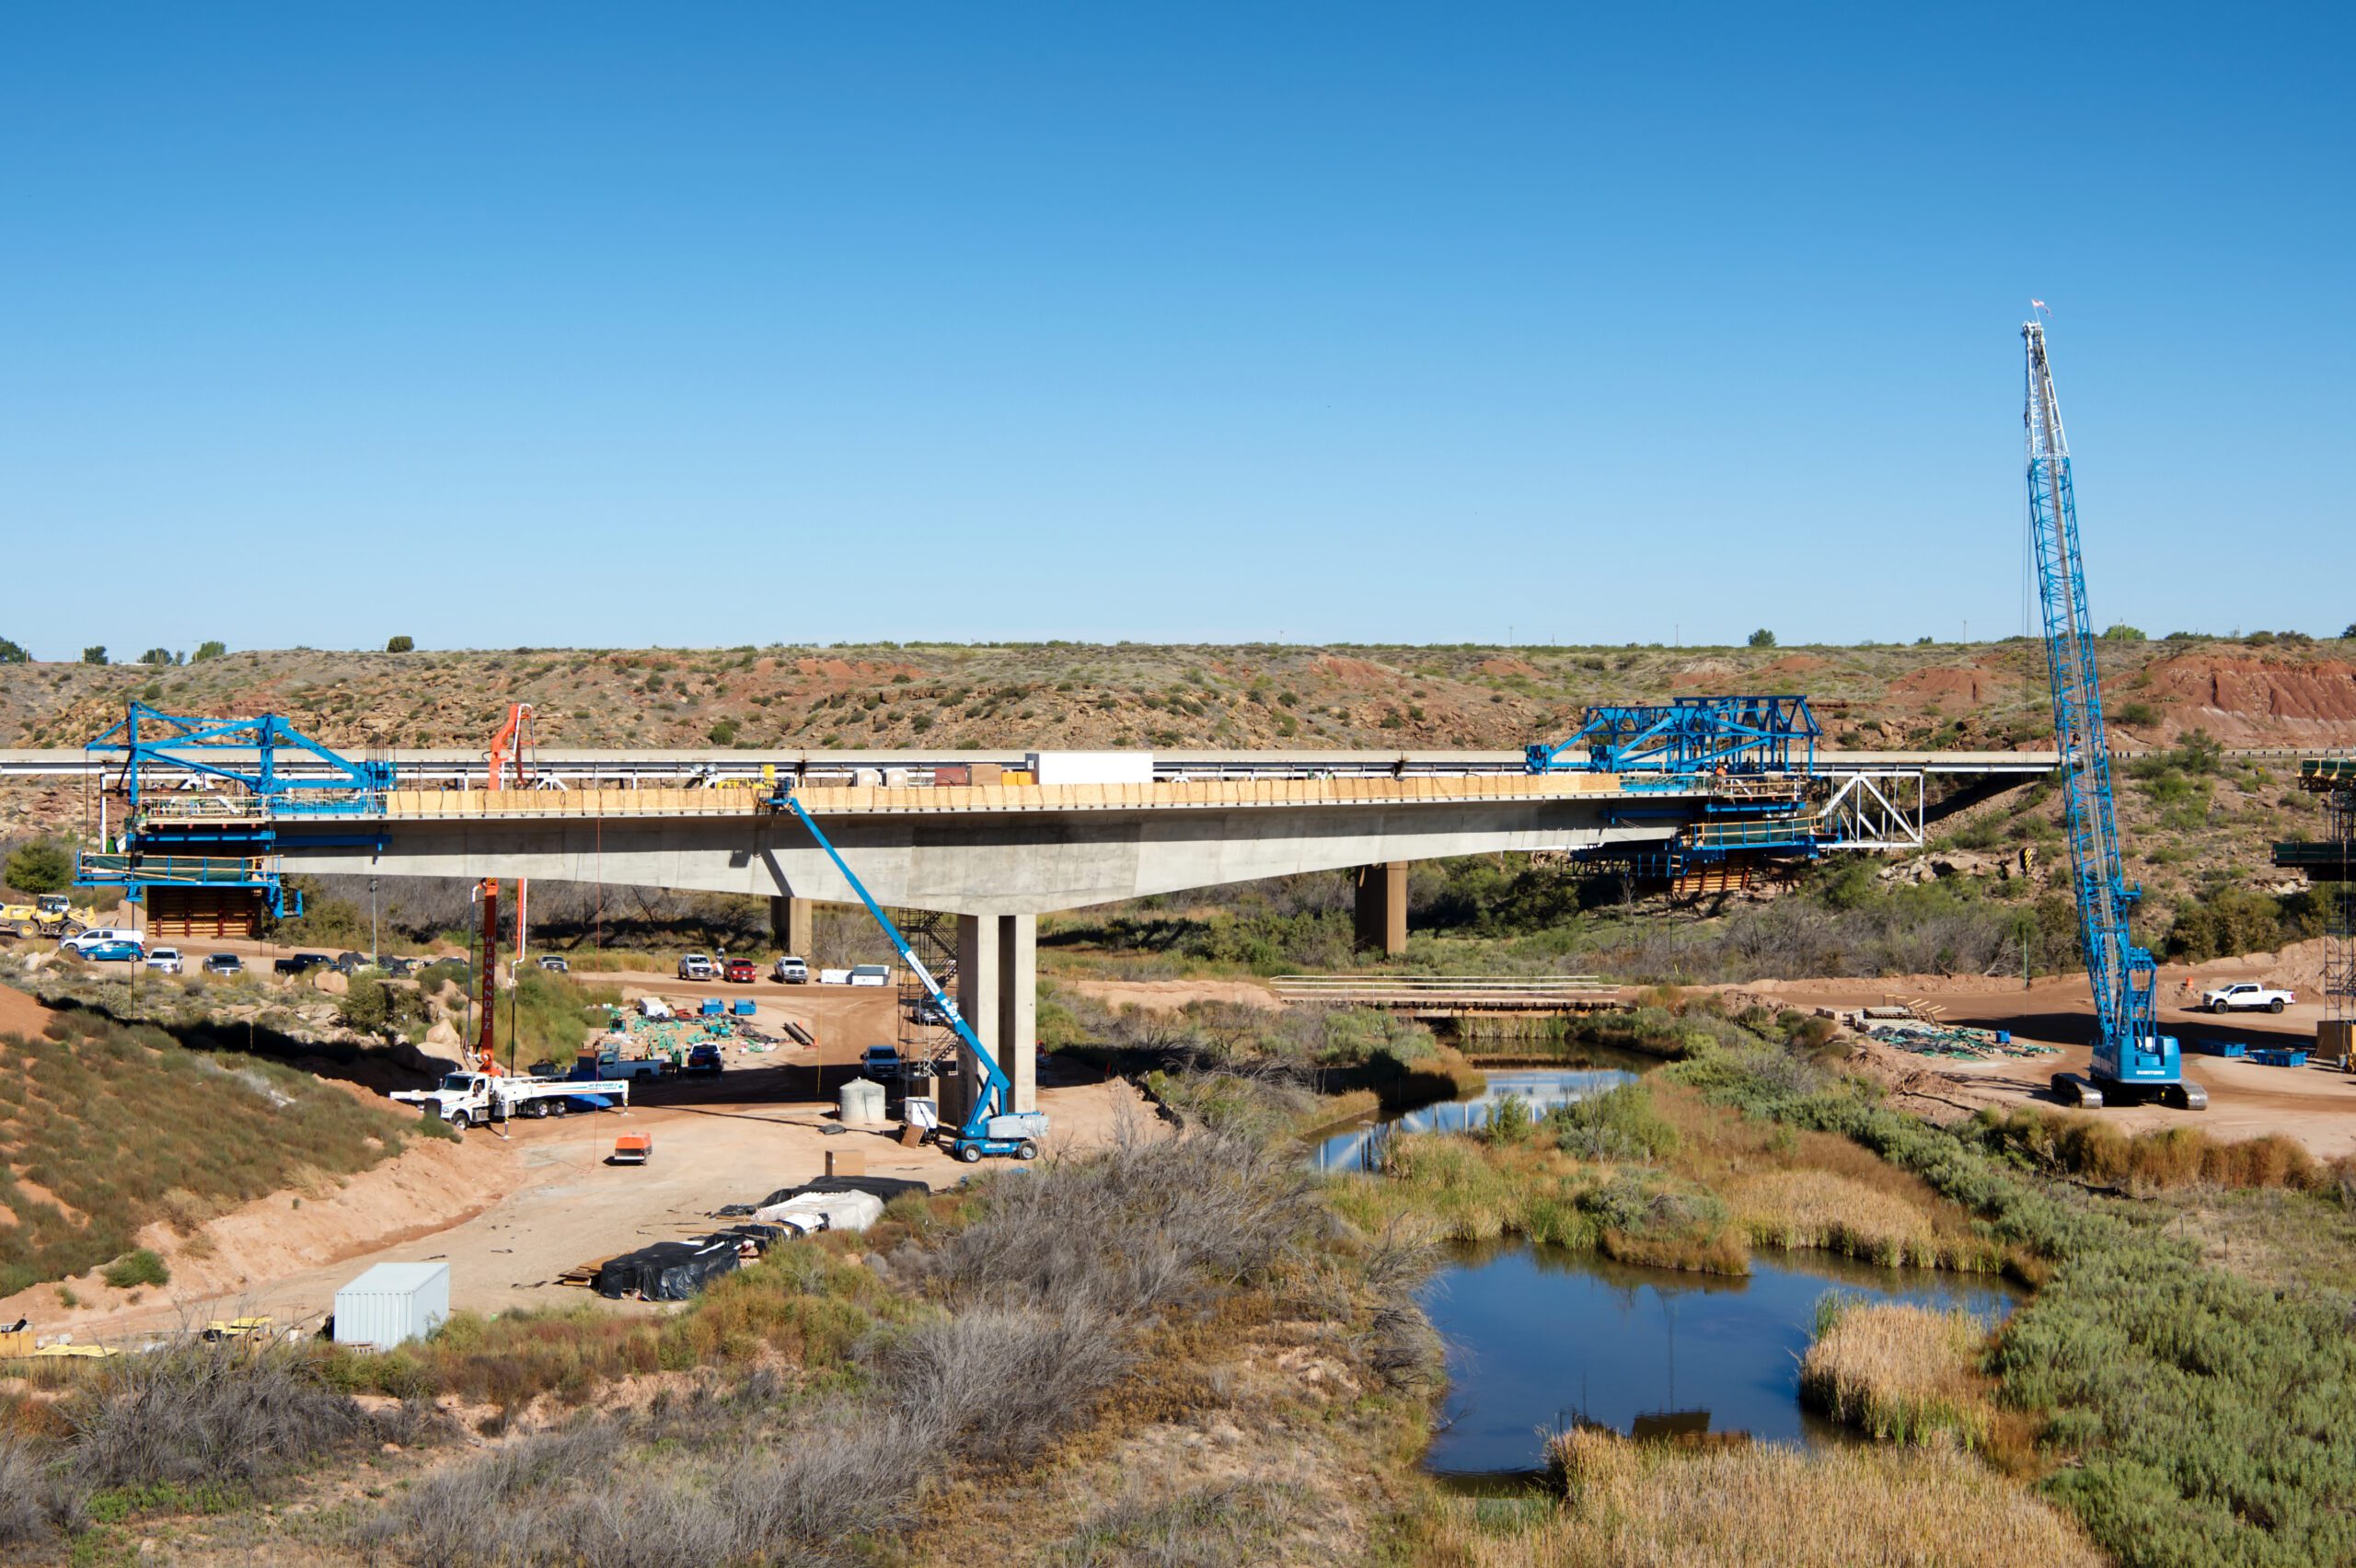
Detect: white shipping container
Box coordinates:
(333, 1261, 450, 1350)
(1024, 751, 1154, 787)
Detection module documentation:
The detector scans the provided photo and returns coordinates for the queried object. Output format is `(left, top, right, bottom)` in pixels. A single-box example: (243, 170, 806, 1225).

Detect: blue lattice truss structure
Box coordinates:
(1526, 696, 1830, 885)
(1526, 695, 1821, 778)
(77, 704, 395, 917)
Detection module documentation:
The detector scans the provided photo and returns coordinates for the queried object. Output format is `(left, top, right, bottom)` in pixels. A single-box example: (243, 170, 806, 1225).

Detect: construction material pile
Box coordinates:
(1865, 1020, 2058, 1062)
(586, 1176, 917, 1301)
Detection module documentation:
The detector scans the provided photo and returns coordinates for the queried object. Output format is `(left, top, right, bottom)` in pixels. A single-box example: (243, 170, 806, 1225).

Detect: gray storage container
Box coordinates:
(333, 1261, 450, 1349)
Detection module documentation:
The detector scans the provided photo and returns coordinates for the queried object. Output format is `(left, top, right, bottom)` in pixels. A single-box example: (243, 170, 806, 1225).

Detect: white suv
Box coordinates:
(676, 952, 715, 981)
(144, 947, 184, 974)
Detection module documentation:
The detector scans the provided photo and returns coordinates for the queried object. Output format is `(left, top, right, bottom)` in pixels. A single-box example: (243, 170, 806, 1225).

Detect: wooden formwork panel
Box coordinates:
(148, 887, 261, 940)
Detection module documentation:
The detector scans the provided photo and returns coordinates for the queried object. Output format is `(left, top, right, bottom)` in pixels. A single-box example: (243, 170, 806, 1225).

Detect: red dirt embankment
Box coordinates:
(2134, 653, 2356, 745)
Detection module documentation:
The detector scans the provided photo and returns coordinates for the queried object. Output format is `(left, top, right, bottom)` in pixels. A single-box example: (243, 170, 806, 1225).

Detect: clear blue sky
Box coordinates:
(2, 5, 2346, 657)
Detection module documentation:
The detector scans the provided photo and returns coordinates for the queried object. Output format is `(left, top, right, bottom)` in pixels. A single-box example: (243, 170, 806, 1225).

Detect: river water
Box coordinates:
(1306, 1065, 1640, 1172)
(1299, 1063, 2025, 1482)
(1419, 1242, 2023, 1482)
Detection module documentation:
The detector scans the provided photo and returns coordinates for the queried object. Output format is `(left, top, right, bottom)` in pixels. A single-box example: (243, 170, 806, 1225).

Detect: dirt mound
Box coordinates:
(0, 983, 56, 1042)
(1761, 654, 1830, 675)
(1479, 657, 1540, 679)
(1892, 667, 2005, 706)
(1312, 656, 1397, 688)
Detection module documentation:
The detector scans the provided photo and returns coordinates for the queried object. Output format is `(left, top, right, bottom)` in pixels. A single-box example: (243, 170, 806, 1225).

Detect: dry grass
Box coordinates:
(1731, 1169, 1952, 1268)
(1329, 1134, 1750, 1274)
(1978, 1107, 2342, 1194)
(1422, 1431, 2103, 1568)
(1798, 1299, 1995, 1447)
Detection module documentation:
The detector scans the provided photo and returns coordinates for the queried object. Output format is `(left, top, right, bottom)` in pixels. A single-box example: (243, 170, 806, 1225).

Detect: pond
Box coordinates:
(1305, 1065, 1641, 1172)
(1419, 1242, 2024, 1484)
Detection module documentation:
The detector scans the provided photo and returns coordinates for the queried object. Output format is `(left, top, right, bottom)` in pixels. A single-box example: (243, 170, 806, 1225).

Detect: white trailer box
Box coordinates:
(1025, 751, 1153, 787)
(333, 1261, 450, 1350)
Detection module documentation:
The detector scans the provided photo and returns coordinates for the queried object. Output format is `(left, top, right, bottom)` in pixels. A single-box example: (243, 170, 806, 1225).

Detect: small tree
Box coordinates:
(1747, 628, 1777, 649)
(0, 636, 27, 663)
(2344, 624, 2356, 641)
(3, 839, 73, 894)
(80, 646, 108, 665)
(191, 640, 227, 662)
(137, 648, 182, 666)
(2100, 624, 2146, 641)
(386, 635, 415, 653)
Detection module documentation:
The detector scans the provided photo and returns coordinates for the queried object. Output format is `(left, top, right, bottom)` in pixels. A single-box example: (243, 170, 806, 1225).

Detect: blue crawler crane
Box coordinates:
(768, 784, 1047, 1161)
(2023, 320, 2203, 1110)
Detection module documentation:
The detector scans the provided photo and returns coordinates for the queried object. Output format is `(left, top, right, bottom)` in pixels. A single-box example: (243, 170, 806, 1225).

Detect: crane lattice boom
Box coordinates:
(2024, 321, 2191, 1105)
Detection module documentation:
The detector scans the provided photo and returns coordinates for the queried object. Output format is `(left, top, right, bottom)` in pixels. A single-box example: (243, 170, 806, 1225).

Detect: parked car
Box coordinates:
(60, 928, 143, 955)
(848, 963, 891, 987)
(772, 955, 810, 984)
(677, 952, 715, 981)
(202, 952, 244, 975)
(2202, 982, 2293, 1014)
(79, 940, 145, 963)
(537, 954, 570, 974)
(274, 952, 332, 975)
(722, 957, 756, 984)
(860, 1043, 904, 1078)
(144, 947, 183, 974)
(685, 1042, 723, 1076)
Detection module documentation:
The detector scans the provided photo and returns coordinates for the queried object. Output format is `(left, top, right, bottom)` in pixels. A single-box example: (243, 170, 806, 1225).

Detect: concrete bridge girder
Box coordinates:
(278, 800, 1671, 917)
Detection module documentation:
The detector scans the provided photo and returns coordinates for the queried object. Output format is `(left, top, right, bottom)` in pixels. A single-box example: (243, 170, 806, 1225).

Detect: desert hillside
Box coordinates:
(6, 635, 2356, 756)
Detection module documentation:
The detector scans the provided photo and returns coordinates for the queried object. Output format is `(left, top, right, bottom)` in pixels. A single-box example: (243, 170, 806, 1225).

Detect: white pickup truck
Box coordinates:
(393, 1072, 632, 1131)
(2200, 982, 2294, 1015)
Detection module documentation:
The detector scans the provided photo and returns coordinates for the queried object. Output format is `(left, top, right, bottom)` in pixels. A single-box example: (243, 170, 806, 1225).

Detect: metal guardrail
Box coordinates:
(77, 853, 270, 887)
(1271, 974, 1623, 1012)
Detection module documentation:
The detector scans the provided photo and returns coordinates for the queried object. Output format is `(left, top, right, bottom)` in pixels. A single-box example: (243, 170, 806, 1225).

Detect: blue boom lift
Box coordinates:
(768, 785, 1048, 1160)
(2023, 320, 2203, 1110)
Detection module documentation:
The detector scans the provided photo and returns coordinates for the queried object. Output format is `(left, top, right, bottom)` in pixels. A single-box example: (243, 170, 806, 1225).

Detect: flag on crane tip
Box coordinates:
(2030, 298, 2051, 317)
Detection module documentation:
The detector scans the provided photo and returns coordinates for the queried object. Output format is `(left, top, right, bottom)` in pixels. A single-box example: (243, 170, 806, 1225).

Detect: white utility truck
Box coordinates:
(393, 1072, 631, 1131)
(2200, 982, 2294, 1014)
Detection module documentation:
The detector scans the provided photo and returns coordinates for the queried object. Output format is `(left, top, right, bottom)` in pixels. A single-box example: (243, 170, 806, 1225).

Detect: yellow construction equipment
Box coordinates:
(0, 894, 79, 939)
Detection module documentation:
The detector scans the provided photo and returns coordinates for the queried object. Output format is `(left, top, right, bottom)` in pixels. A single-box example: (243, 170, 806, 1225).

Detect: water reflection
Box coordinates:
(1419, 1242, 2022, 1480)
(1307, 1066, 1639, 1171)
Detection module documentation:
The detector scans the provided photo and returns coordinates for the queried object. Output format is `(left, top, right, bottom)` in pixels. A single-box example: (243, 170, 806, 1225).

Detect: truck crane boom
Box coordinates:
(2023, 320, 2202, 1111)
(771, 786, 1045, 1161)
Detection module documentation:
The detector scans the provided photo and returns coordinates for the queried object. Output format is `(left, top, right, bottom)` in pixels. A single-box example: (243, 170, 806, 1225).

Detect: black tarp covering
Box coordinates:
(594, 1239, 740, 1301)
(716, 1175, 929, 1216)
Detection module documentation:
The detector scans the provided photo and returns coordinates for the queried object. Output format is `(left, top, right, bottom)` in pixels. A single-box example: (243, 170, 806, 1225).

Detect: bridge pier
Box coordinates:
(768, 894, 814, 957)
(1355, 862, 1408, 955)
(941, 912, 1038, 1123)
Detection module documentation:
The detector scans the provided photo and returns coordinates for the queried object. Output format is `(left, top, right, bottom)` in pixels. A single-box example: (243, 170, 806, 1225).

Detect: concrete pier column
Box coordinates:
(999, 913, 1037, 1113)
(950, 912, 1040, 1122)
(1355, 862, 1409, 955)
(768, 895, 814, 956)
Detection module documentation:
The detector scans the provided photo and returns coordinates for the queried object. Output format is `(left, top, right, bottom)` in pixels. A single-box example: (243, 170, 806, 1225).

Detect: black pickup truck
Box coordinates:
(273, 952, 332, 975)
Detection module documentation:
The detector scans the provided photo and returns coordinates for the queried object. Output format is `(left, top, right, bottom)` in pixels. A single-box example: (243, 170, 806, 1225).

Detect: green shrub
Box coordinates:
(4, 838, 72, 895)
(102, 1250, 168, 1289)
